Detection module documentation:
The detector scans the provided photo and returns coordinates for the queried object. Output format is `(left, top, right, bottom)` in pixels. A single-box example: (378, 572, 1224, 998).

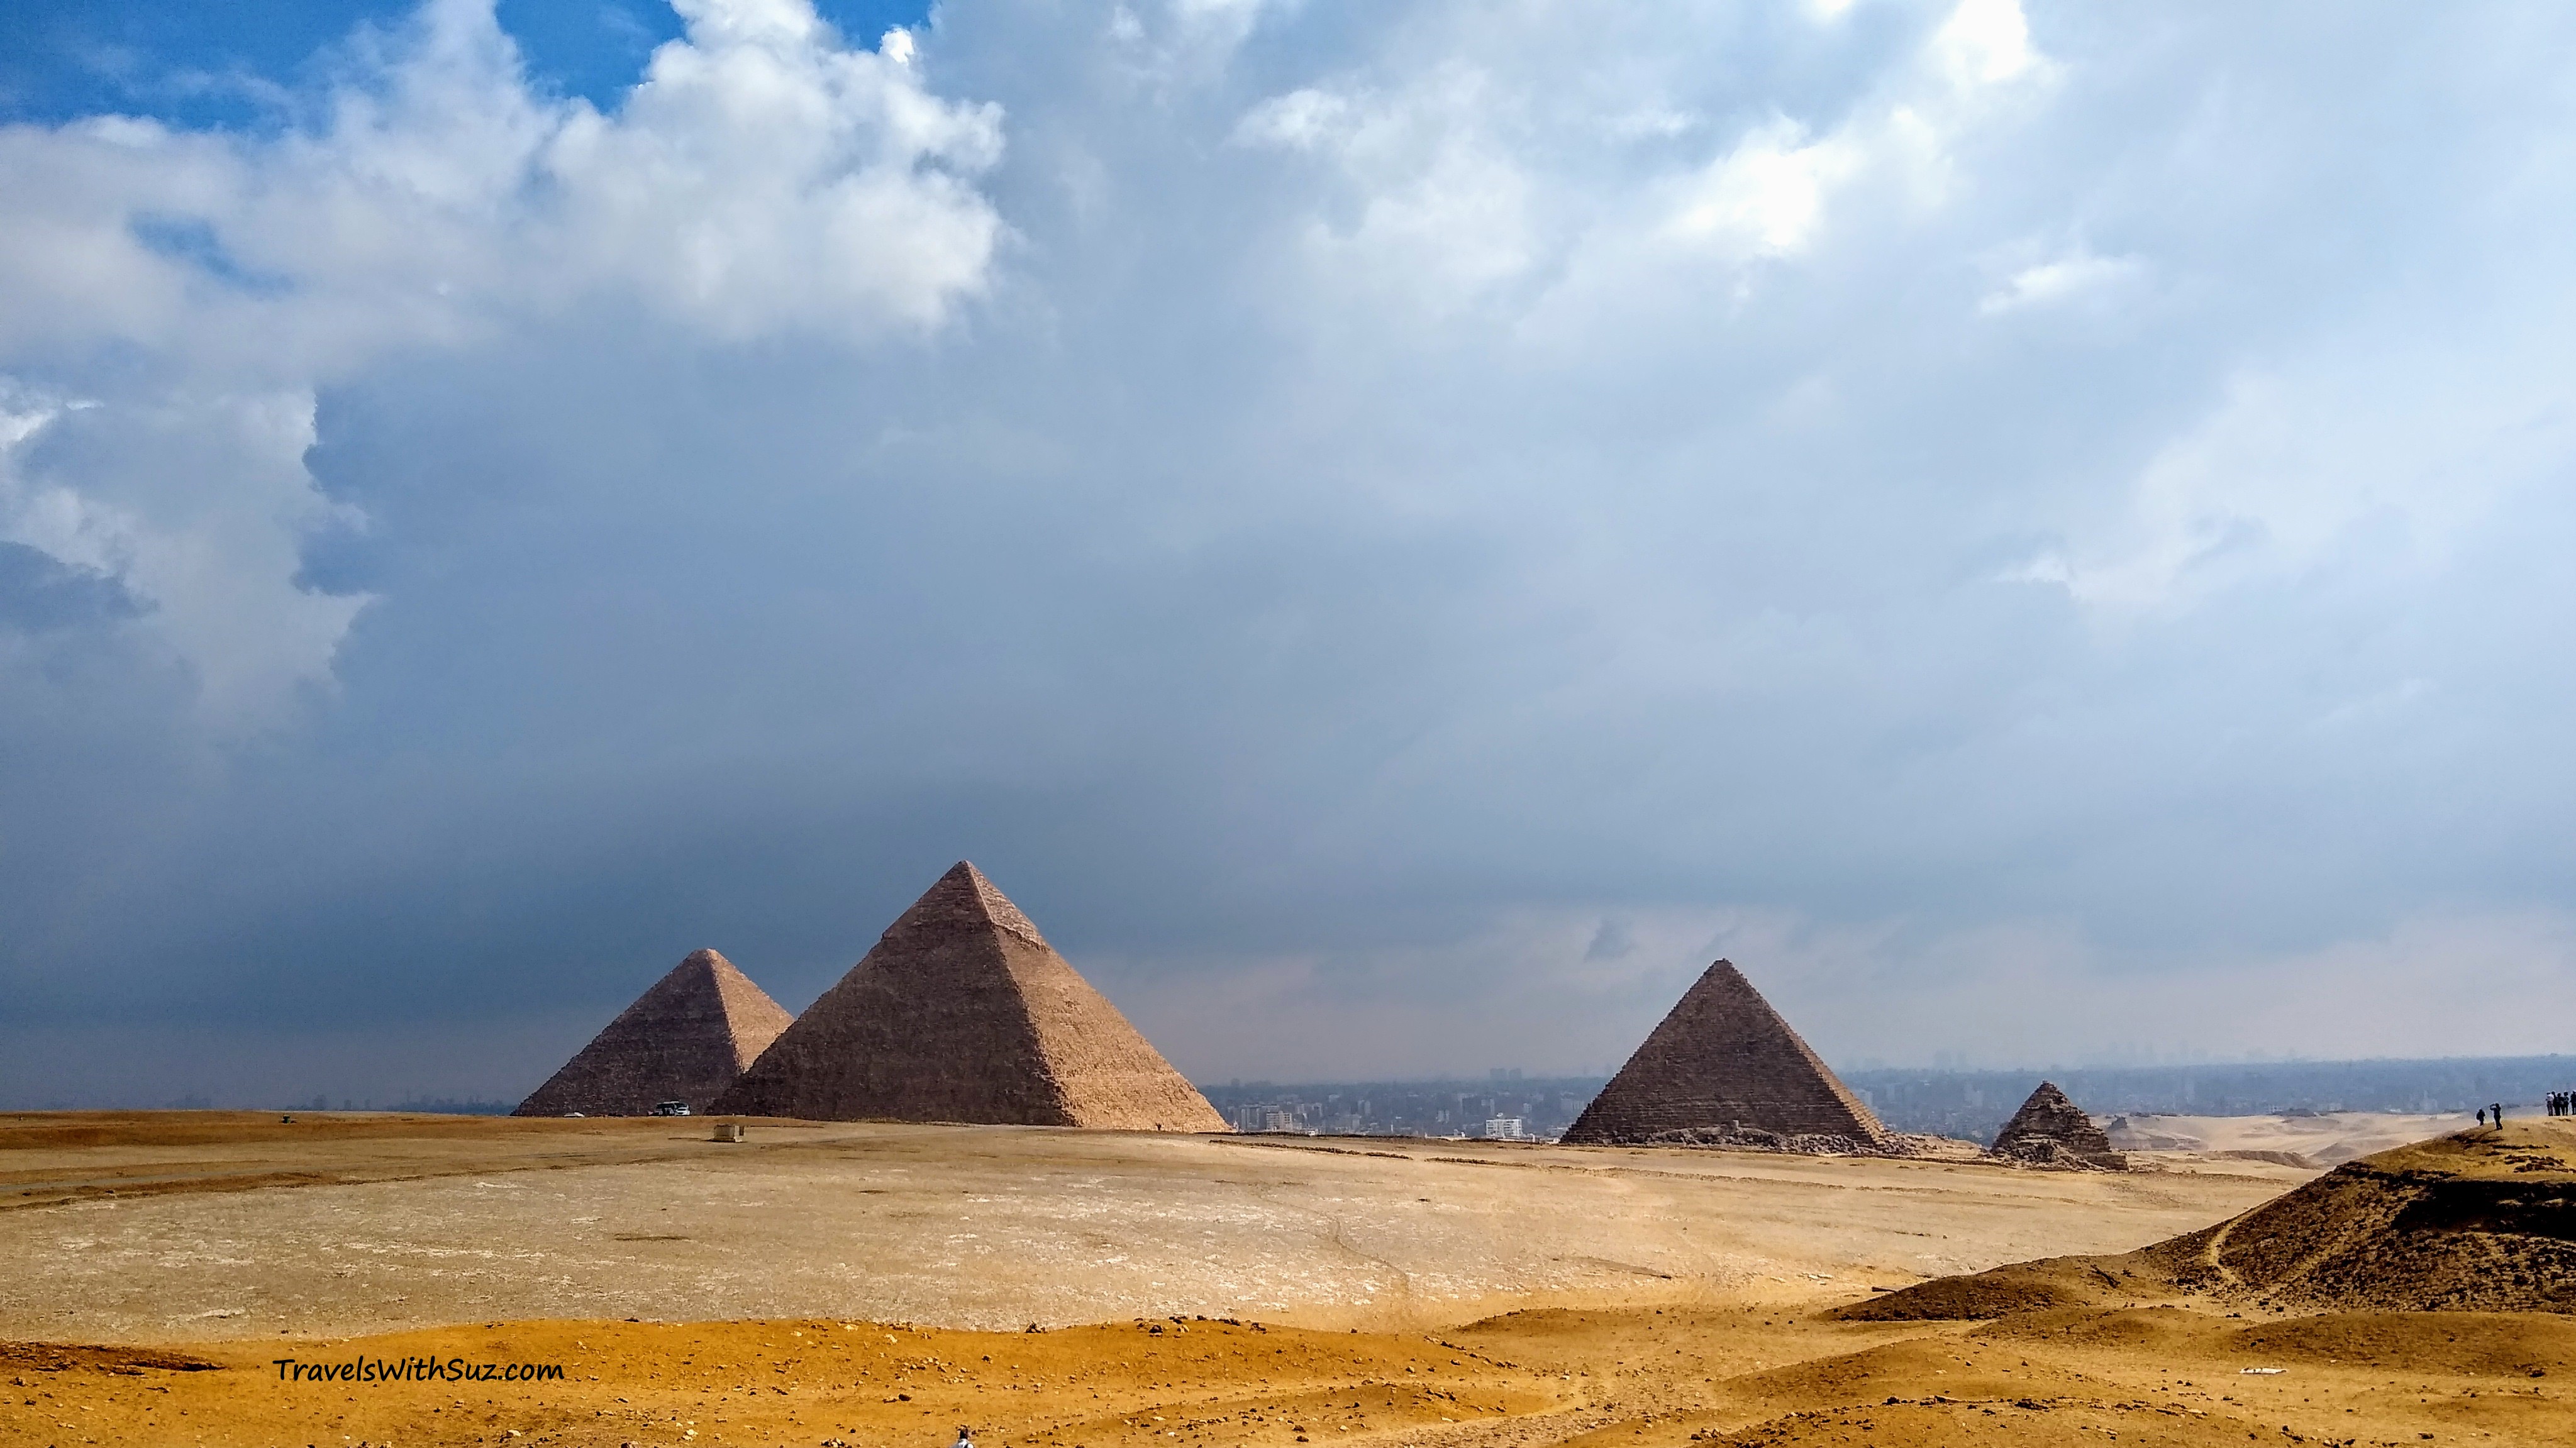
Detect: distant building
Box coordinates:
(1480, 1117, 1528, 1141)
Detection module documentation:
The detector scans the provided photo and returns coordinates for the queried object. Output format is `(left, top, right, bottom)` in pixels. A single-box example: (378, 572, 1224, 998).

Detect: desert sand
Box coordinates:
(0, 1113, 2304, 1340)
(2102, 1110, 2480, 1166)
(4, 1112, 2570, 1447)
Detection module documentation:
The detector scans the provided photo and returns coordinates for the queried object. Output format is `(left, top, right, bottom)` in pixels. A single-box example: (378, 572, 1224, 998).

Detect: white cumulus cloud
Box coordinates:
(0, 0, 1004, 719)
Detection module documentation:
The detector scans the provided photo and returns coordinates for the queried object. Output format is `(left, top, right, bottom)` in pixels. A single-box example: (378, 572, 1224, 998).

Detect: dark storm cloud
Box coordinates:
(3, 1, 2575, 1104)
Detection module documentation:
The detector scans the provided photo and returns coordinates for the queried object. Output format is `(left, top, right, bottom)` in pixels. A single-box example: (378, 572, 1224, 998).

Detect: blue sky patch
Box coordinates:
(0, 0, 931, 128)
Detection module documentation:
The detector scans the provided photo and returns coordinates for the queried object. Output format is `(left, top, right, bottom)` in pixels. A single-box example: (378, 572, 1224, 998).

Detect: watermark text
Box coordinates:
(274, 1355, 564, 1384)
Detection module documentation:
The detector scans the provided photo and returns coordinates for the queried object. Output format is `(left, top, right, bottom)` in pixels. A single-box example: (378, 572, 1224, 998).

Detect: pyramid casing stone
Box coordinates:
(1561, 959, 1888, 1146)
(514, 949, 794, 1117)
(711, 862, 1227, 1131)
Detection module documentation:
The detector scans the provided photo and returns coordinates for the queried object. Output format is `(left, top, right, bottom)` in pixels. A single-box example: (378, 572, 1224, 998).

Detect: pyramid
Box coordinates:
(1561, 958, 1888, 1146)
(1991, 1081, 2127, 1168)
(710, 863, 1227, 1130)
(514, 949, 794, 1117)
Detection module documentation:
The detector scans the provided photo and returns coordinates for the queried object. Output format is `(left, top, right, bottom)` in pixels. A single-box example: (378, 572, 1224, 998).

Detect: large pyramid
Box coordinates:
(1562, 958, 1888, 1146)
(1991, 1081, 2128, 1168)
(711, 863, 1227, 1130)
(514, 949, 794, 1117)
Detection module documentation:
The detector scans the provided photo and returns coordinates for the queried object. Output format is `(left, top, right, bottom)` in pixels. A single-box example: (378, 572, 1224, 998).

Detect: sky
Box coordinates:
(3, 0, 2574, 1107)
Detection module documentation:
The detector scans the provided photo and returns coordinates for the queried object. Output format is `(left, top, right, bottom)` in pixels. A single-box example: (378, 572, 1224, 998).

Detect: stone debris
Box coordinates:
(1645, 1127, 1882, 1156)
(1640, 1127, 1975, 1159)
(513, 949, 794, 1118)
(1990, 1081, 2129, 1170)
(1560, 959, 1890, 1147)
(712, 861, 1227, 1130)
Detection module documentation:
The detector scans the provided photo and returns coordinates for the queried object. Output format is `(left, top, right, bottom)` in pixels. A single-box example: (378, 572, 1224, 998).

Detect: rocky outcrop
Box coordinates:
(712, 863, 1226, 1131)
(514, 949, 794, 1117)
(1562, 959, 1889, 1147)
(1840, 1120, 2576, 1319)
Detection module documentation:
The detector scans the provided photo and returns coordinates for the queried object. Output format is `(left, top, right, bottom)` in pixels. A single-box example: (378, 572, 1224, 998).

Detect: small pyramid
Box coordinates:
(1991, 1081, 2127, 1168)
(711, 863, 1227, 1130)
(1562, 959, 1887, 1146)
(514, 949, 794, 1117)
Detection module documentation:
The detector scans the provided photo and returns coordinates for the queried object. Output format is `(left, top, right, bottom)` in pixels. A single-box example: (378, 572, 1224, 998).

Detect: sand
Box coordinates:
(3, 1112, 2568, 1447)
(2102, 1110, 2479, 1166)
(0, 1114, 2303, 1341)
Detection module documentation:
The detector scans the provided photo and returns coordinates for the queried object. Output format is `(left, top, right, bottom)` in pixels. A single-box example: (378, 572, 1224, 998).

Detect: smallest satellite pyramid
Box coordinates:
(514, 949, 794, 1117)
(1562, 959, 1888, 1146)
(1990, 1081, 2128, 1169)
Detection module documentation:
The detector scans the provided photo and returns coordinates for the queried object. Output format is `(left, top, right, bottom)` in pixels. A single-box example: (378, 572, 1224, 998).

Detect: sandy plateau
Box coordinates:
(1, 1112, 2569, 1447)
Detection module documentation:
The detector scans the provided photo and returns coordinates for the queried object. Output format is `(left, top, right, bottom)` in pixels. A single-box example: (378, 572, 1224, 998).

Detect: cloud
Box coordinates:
(1664, 117, 1858, 257)
(0, 0, 1001, 722)
(539, 0, 1002, 336)
(1930, 0, 2046, 91)
(0, 386, 367, 721)
(1977, 248, 2143, 313)
(0, 0, 1001, 361)
(6, 0, 2576, 1102)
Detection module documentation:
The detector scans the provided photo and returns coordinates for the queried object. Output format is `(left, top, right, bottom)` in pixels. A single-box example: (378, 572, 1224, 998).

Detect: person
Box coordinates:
(2477, 1108, 2487, 1127)
(955, 1427, 975, 1448)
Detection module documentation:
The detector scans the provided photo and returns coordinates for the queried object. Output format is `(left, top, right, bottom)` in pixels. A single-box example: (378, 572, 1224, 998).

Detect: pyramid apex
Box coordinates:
(907, 861, 1046, 946)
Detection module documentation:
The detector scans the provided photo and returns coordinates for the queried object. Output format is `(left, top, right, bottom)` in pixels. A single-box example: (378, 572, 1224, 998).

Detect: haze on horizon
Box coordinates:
(3, 0, 2572, 1108)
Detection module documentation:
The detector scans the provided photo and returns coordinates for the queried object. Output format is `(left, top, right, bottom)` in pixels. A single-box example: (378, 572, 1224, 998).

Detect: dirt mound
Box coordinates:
(0, 1111, 514, 1152)
(1826, 1257, 2139, 1322)
(1840, 1119, 2576, 1321)
(2211, 1147, 2320, 1168)
(1967, 1303, 2216, 1351)
(0, 1341, 221, 1374)
(2146, 1119, 2576, 1312)
(2221, 1311, 2576, 1377)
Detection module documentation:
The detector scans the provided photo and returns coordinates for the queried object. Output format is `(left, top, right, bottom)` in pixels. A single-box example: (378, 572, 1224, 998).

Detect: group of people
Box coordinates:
(2548, 1092, 2576, 1117)
(2475, 1102, 2507, 1127)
